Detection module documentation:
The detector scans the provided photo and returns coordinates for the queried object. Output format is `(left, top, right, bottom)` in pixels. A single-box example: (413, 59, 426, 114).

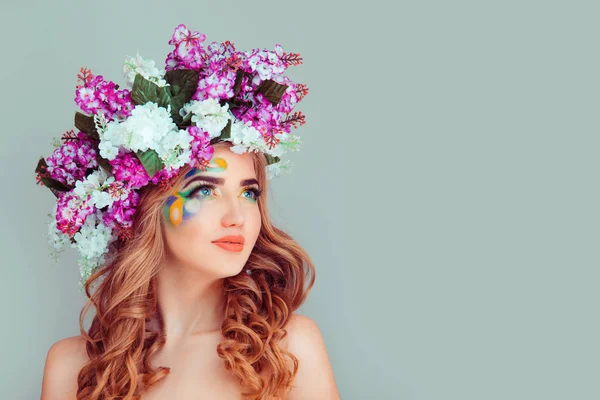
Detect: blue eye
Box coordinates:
(186, 184, 262, 201)
(243, 187, 263, 201)
(189, 184, 216, 198)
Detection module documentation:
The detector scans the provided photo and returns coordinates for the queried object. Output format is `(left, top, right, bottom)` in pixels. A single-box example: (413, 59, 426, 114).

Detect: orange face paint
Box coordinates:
(163, 157, 228, 227)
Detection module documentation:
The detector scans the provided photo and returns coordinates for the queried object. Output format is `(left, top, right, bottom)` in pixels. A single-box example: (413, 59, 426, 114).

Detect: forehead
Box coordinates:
(185, 147, 257, 179)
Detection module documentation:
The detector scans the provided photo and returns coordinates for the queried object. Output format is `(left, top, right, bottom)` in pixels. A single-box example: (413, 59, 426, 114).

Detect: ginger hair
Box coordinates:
(75, 142, 316, 399)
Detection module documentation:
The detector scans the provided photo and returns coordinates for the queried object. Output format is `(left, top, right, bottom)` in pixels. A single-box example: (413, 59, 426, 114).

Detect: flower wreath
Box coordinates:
(34, 24, 308, 288)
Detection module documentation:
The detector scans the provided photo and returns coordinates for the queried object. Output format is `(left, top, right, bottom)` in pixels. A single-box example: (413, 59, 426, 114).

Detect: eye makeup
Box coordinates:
(163, 157, 262, 226)
(163, 183, 262, 227)
(164, 157, 229, 227)
(182, 179, 263, 202)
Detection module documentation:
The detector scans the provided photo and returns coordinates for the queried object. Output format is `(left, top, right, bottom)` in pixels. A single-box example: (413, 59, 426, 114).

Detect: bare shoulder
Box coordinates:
(41, 336, 89, 400)
(282, 313, 341, 400)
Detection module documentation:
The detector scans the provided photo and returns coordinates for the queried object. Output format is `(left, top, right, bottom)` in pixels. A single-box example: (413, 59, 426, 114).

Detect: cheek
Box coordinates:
(248, 206, 262, 239)
(163, 211, 212, 258)
(164, 195, 183, 226)
(163, 195, 208, 227)
(162, 196, 214, 254)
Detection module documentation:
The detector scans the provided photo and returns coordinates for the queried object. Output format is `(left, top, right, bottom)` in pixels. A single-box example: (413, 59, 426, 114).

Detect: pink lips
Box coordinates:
(211, 235, 244, 252)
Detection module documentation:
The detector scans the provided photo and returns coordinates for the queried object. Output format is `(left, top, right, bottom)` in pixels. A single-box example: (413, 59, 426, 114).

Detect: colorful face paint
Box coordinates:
(164, 191, 185, 227)
(164, 157, 228, 227)
(184, 156, 228, 178)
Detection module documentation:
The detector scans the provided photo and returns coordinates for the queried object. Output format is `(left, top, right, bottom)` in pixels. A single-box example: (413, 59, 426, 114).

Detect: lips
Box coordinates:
(212, 241, 244, 252)
(212, 235, 245, 245)
(212, 235, 244, 253)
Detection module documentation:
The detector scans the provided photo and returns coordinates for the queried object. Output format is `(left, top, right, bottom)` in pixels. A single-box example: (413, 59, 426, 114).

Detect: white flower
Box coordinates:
(73, 169, 120, 209)
(154, 128, 193, 169)
(99, 102, 180, 156)
(224, 120, 264, 155)
(229, 144, 248, 155)
(266, 159, 293, 180)
(74, 169, 108, 196)
(230, 120, 261, 145)
(98, 101, 196, 175)
(267, 133, 302, 158)
(182, 98, 231, 138)
(98, 140, 119, 160)
(170, 147, 192, 169)
(46, 211, 69, 260)
(72, 211, 115, 281)
(91, 191, 112, 209)
(123, 52, 168, 87)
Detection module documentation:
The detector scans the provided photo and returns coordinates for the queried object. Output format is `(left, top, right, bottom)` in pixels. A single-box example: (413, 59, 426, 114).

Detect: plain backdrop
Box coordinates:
(1, 0, 599, 399)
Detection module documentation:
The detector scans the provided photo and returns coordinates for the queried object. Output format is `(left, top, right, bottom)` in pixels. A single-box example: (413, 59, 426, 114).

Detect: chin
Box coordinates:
(197, 261, 246, 279)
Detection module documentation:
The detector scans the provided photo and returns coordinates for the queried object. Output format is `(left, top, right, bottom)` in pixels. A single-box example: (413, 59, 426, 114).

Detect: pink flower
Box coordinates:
(149, 166, 180, 185)
(74, 75, 133, 121)
(192, 69, 236, 101)
(164, 24, 208, 72)
(102, 190, 139, 230)
(55, 191, 94, 236)
(109, 152, 150, 190)
(46, 132, 98, 187)
(186, 126, 215, 168)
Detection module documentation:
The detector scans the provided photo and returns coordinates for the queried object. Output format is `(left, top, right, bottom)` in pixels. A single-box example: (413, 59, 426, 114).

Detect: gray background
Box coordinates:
(1, 0, 598, 399)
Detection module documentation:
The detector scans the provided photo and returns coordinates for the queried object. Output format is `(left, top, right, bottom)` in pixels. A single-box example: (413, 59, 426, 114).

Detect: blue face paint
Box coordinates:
(185, 156, 228, 178)
(164, 157, 229, 226)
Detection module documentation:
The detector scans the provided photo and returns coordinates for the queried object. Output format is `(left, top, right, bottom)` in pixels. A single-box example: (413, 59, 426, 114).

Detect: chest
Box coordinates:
(141, 335, 245, 400)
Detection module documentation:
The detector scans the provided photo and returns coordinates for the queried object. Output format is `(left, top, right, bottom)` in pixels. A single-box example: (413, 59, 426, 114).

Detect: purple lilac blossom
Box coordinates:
(102, 190, 139, 230)
(165, 24, 208, 71)
(55, 191, 95, 236)
(109, 151, 150, 190)
(75, 75, 134, 121)
(186, 125, 215, 168)
(46, 132, 99, 187)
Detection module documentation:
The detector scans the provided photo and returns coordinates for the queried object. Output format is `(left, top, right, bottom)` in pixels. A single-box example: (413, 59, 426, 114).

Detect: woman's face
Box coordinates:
(161, 146, 262, 278)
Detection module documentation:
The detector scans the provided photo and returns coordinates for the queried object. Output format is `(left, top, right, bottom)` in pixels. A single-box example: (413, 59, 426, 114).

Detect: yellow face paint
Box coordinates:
(167, 191, 185, 227)
(163, 156, 228, 227)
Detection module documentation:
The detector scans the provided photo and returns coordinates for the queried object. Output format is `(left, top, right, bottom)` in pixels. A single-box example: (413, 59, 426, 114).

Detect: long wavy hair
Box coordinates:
(76, 141, 316, 399)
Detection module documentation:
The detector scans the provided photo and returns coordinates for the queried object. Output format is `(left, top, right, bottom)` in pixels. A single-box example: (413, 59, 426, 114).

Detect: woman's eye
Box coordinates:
(191, 185, 215, 197)
(242, 190, 255, 200)
(187, 185, 261, 200)
(242, 188, 262, 201)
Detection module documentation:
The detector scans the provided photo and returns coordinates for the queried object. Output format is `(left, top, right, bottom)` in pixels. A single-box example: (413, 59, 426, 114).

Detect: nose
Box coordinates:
(221, 197, 245, 228)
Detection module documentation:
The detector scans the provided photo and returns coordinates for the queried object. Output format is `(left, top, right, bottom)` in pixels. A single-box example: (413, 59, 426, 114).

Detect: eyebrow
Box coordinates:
(181, 175, 259, 191)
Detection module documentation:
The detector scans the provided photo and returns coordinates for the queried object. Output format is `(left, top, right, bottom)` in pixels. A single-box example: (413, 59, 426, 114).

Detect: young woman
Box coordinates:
(38, 24, 340, 400)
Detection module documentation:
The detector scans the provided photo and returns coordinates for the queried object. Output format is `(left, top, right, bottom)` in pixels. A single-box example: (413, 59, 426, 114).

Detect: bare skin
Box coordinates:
(41, 147, 341, 399)
(41, 313, 338, 399)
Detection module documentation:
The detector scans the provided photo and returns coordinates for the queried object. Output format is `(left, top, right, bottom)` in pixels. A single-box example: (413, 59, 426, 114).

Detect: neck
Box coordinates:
(154, 259, 226, 341)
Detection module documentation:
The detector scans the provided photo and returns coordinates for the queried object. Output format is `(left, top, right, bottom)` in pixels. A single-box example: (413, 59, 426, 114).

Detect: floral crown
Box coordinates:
(34, 24, 308, 288)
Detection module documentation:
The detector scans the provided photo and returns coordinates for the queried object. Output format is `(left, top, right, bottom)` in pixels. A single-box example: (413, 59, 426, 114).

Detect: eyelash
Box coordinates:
(187, 183, 263, 201)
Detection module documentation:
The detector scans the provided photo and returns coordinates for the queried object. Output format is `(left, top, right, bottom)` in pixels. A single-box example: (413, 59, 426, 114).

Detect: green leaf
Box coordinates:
(179, 112, 193, 127)
(225, 98, 253, 110)
(156, 86, 174, 110)
(95, 153, 112, 174)
(35, 157, 72, 197)
(133, 71, 200, 125)
(164, 69, 200, 125)
(131, 74, 161, 105)
(74, 112, 99, 141)
(135, 149, 164, 178)
(35, 157, 48, 175)
(232, 69, 246, 97)
(263, 154, 280, 166)
(219, 119, 232, 139)
(256, 80, 289, 106)
(164, 69, 199, 102)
